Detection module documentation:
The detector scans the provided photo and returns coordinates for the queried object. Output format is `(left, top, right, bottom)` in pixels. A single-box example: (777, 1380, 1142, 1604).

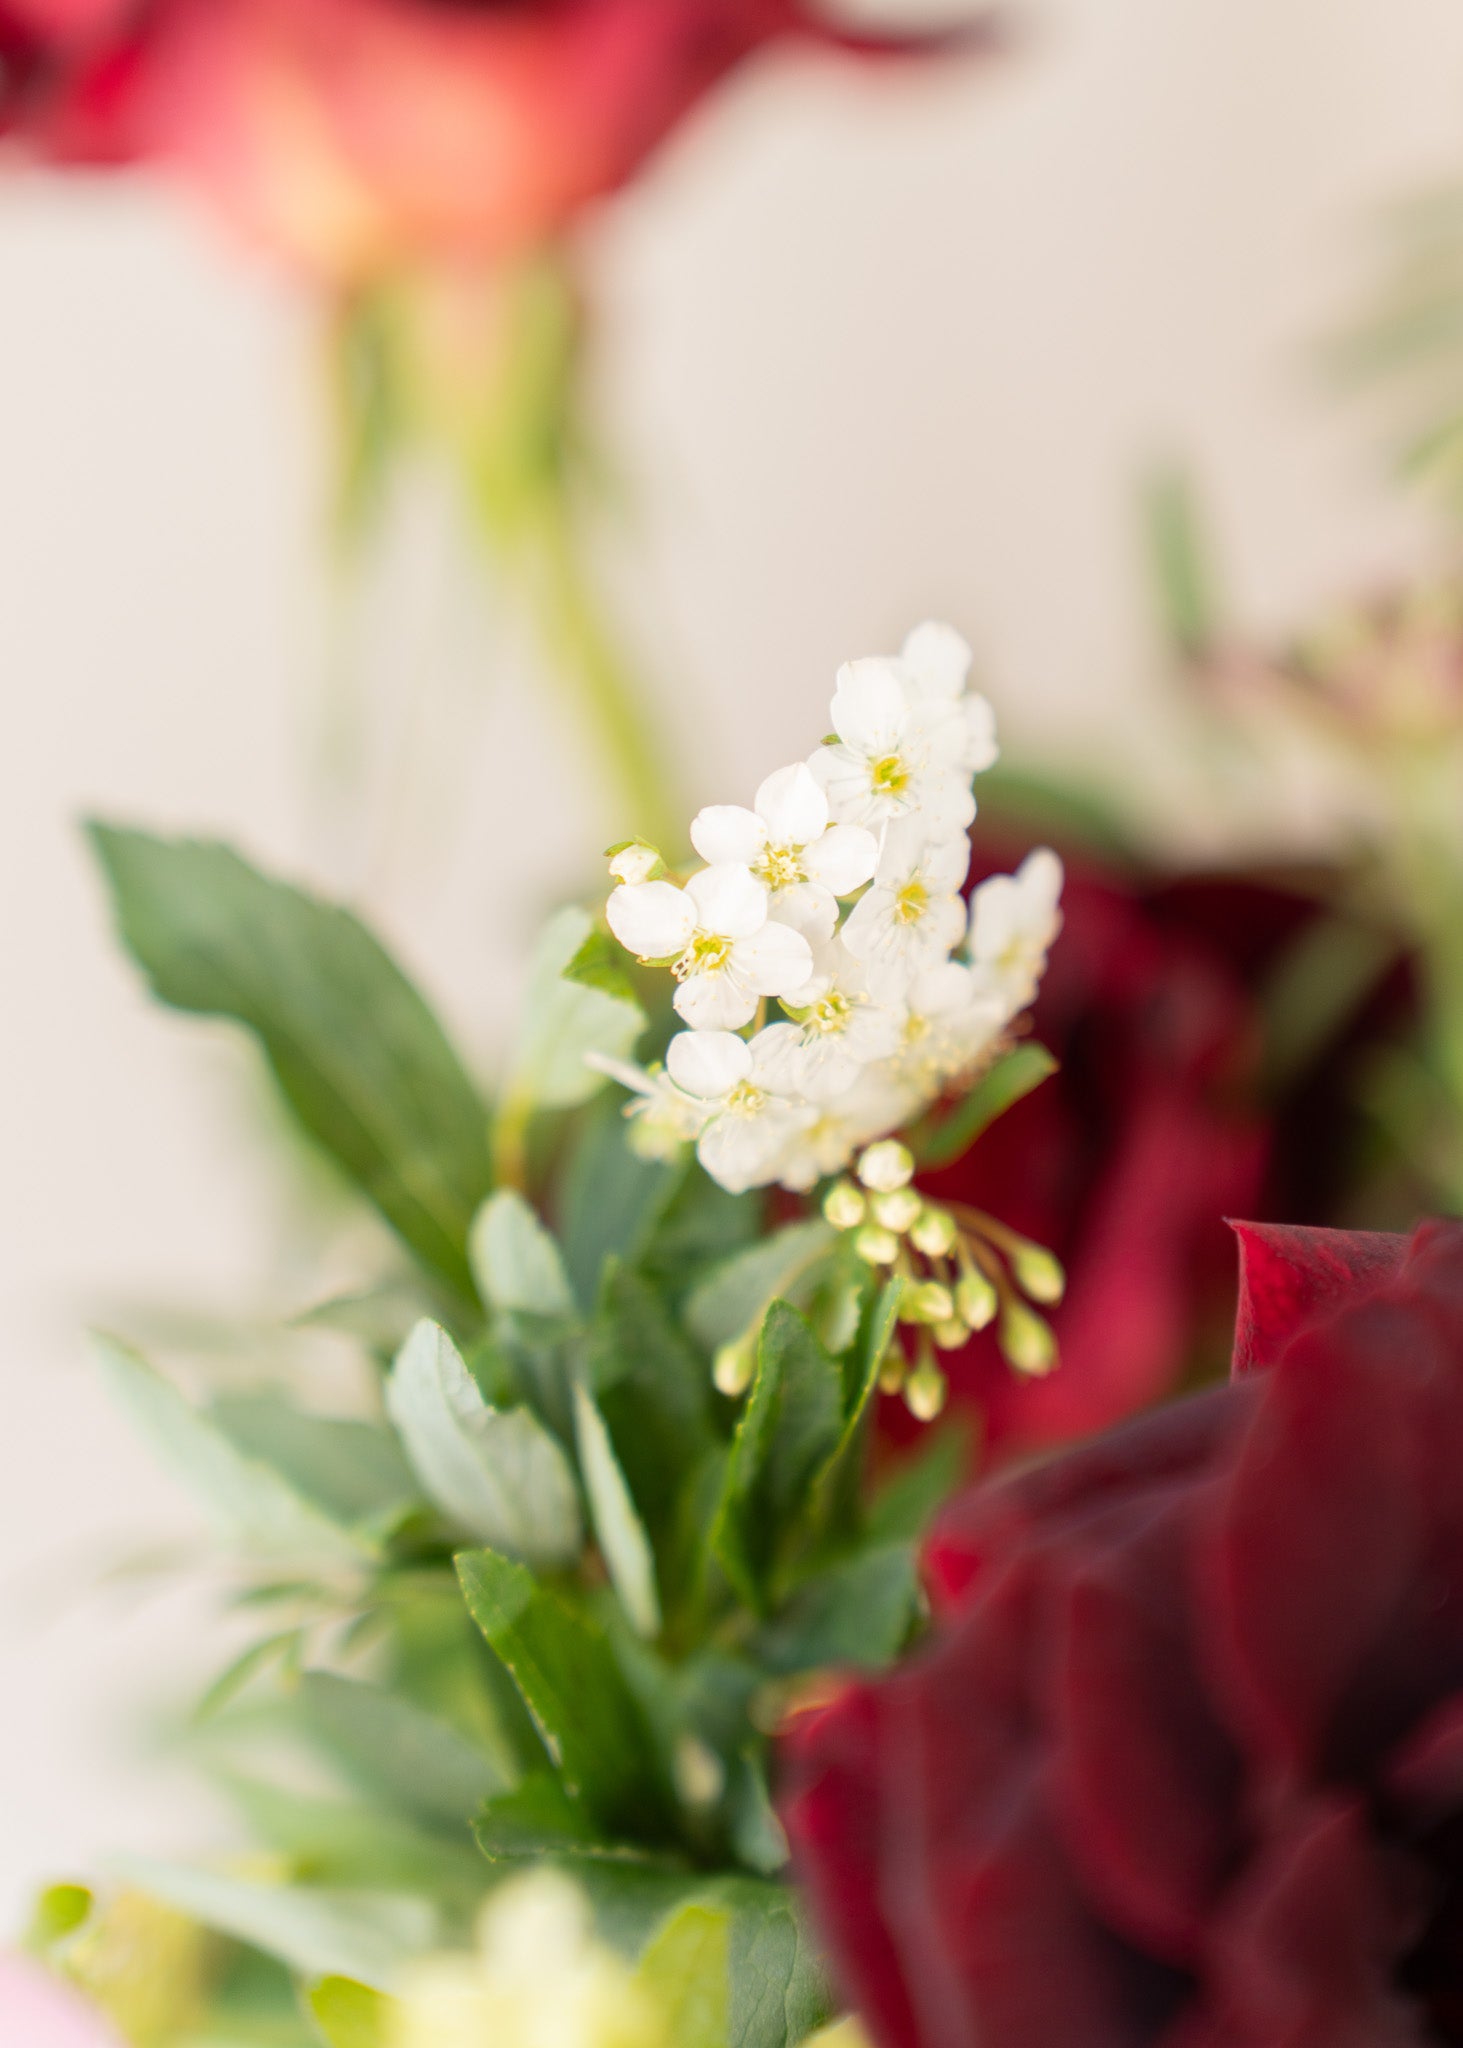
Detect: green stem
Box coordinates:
(529, 494, 682, 849)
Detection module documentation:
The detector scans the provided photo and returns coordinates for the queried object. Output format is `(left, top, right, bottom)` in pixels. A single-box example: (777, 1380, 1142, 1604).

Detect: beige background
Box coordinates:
(1, 0, 1460, 1919)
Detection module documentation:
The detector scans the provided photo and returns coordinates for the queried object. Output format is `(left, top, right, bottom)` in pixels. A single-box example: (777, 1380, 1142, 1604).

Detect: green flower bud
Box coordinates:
(955, 1270, 998, 1331)
(871, 1186, 922, 1234)
(713, 1332, 757, 1397)
(933, 1318, 969, 1351)
(877, 1346, 907, 1395)
(1000, 1299, 1058, 1377)
(905, 1362, 948, 1422)
(902, 1280, 955, 1326)
(1012, 1241, 1066, 1305)
(822, 1180, 866, 1231)
(857, 1140, 914, 1193)
(909, 1205, 957, 1257)
(854, 1223, 901, 1266)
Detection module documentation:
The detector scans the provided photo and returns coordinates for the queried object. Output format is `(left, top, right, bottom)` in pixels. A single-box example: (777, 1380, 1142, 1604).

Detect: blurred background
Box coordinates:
(4, 0, 1463, 1923)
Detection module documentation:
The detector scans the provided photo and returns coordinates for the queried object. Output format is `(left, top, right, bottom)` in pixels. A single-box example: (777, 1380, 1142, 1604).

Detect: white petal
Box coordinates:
(1020, 847, 1065, 915)
(673, 967, 758, 1031)
(606, 880, 696, 960)
(964, 693, 999, 773)
(690, 804, 766, 867)
(873, 815, 929, 886)
(829, 659, 909, 755)
(731, 920, 814, 998)
(902, 620, 972, 699)
(915, 773, 977, 840)
(686, 862, 768, 941)
(667, 1028, 751, 1101)
(908, 961, 979, 1018)
(802, 822, 879, 896)
(755, 762, 828, 847)
(747, 1022, 808, 1094)
(923, 833, 973, 895)
(768, 880, 838, 943)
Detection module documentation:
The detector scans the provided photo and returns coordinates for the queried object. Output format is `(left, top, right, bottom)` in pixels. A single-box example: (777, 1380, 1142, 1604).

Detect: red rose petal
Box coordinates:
(1176, 1799, 1426, 2047)
(1386, 1692, 1463, 1827)
(1228, 1220, 1407, 1378)
(1050, 1485, 1241, 1965)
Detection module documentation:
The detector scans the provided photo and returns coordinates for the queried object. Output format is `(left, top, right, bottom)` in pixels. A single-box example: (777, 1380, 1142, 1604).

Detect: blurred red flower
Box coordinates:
(784, 1217, 1463, 2047)
(908, 838, 1411, 1461)
(3, 0, 985, 280)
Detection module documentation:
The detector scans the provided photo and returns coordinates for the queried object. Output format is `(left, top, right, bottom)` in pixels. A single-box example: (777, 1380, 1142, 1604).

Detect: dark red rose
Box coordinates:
(4, 0, 993, 280)
(908, 840, 1414, 1461)
(785, 1218, 1463, 2046)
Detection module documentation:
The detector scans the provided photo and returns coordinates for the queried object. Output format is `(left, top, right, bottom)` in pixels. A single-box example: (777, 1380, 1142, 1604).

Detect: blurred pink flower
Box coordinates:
(0, 1955, 120, 2047)
(5, 0, 986, 282)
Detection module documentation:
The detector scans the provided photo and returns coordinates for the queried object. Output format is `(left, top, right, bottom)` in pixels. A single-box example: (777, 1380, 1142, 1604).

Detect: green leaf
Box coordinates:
(473, 1773, 601, 1859)
(685, 1221, 836, 1353)
(88, 826, 493, 1301)
(24, 1882, 93, 1954)
(563, 925, 641, 1006)
(573, 1384, 662, 1640)
(210, 1398, 417, 1529)
(116, 1859, 437, 1991)
(560, 1099, 685, 1312)
(636, 1903, 730, 2048)
(502, 906, 645, 1114)
(720, 1882, 832, 2048)
(386, 1322, 581, 1568)
(713, 1305, 843, 1612)
(469, 1190, 575, 1317)
(308, 1977, 395, 2048)
(755, 1545, 919, 1675)
(590, 1265, 716, 1550)
(95, 1337, 369, 1563)
(1141, 464, 1222, 660)
(456, 1548, 669, 1839)
(296, 1672, 508, 1830)
(866, 1416, 974, 1542)
(912, 1044, 1058, 1170)
(215, 1777, 487, 1899)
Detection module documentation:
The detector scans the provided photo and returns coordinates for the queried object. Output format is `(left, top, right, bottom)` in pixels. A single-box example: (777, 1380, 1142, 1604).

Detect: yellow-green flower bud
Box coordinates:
(955, 1270, 998, 1331)
(933, 1318, 969, 1351)
(854, 1223, 900, 1266)
(1012, 1241, 1066, 1305)
(871, 1186, 922, 1234)
(606, 838, 663, 886)
(902, 1280, 955, 1326)
(713, 1332, 757, 1398)
(877, 1345, 907, 1395)
(1000, 1299, 1058, 1377)
(905, 1362, 948, 1422)
(822, 1180, 866, 1231)
(857, 1140, 914, 1193)
(909, 1205, 958, 1257)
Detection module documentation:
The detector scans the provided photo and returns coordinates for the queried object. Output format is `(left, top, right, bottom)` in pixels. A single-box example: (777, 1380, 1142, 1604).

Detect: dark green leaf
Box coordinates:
(456, 1549, 670, 1839)
(573, 1384, 661, 1639)
(560, 1098, 685, 1312)
(473, 1773, 601, 1859)
(297, 1672, 508, 1830)
(866, 1417, 975, 1543)
(755, 1545, 919, 1676)
(590, 1265, 716, 1555)
(89, 826, 492, 1300)
(563, 925, 640, 1006)
(912, 1044, 1058, 1170)
(713, 1305, 843, 1612)
(686, 1221, 836, 1354)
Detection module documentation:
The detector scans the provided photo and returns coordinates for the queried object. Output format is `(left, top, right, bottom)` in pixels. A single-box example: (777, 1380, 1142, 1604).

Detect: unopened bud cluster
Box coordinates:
(822, 1140, 1064, 1422)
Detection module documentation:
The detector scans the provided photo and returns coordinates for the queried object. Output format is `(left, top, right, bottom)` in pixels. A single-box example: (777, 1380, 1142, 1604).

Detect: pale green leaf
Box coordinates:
(308, 1977, 395, 2048)
(386, 1322, 581, 1567)
(296, 1672, 508, 1828)
(685, 1221, 836, 1353)
(635, 1903, 729, 2048)
(95, 1337, 369, 1564)
(469, 1190, 575, 1318)
(573, 1384, 661, 1640)
(503, 906, 644, 1113)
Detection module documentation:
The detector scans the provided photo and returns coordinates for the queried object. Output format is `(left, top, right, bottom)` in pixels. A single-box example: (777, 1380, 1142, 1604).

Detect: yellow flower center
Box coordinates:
(893, 879, 929, 927)
(870, 753, 911, 797)
(674, 932, 732, 980)
(725, 1080, 766, 1117)
(808, 989, 855, 1037)
(754, 843, 806, 893)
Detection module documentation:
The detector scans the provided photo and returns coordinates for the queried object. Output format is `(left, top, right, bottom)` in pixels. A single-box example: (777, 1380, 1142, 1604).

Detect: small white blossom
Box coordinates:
(666, 1029, 815, 1194)
(841, 819, 971, 996)
(900, 620, 999, 778)
(606, 840, 661, 886)
(775, 1069, 922, 1193)
(585, 1053, 709, 1160)
(607, 864, 812, 1030)
(691, 763, 878, 940)
(807, 657, 977, 838)
(969, 848, 1064, 1020)
(881, 959, 1006, 1094)
(755, 938, 904, 1101)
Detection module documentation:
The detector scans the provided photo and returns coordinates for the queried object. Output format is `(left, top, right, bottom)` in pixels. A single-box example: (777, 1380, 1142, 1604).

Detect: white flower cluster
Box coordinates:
(601, 623, 1063, 1195)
